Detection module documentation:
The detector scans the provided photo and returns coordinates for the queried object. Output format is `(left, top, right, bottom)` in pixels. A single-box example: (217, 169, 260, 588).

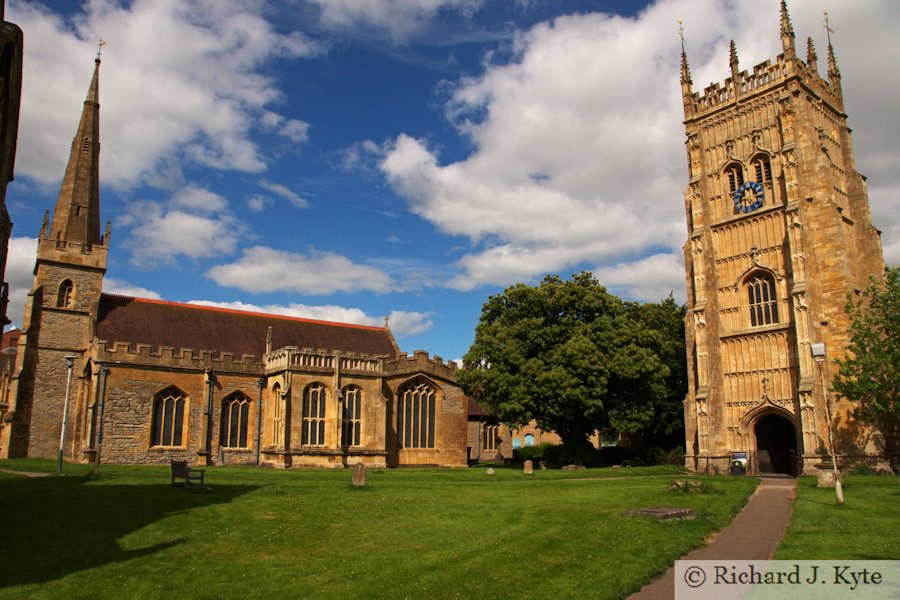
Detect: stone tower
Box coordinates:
(1, 57, 108, 458)
(680, 1, 885, 475)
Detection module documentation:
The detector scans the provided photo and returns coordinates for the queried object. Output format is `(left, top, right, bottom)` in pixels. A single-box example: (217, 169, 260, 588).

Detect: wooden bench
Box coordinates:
(170, 460, 205, 489)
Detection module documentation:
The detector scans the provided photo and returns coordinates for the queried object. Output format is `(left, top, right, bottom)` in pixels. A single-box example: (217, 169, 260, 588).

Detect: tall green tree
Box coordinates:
(832, 266, 899, 464)
(458, 272, 679, 452)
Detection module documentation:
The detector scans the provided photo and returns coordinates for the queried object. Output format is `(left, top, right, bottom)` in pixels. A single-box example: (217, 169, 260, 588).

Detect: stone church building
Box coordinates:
(0, 56, 470, 469)
(681, 1, 887, 475)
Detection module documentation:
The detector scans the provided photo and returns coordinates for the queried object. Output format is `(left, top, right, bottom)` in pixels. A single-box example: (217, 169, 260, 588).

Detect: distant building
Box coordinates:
(680, 1, 887, 474)
(0, 57, 468, 468)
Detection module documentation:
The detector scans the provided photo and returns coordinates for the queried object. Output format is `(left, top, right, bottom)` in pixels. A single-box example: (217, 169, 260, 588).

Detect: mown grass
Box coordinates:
(774, 475, 900, 559)
(0, 459, 757, 599)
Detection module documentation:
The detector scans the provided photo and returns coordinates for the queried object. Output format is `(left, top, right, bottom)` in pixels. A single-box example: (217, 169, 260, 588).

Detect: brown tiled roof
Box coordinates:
(467, 397, 491, 419)
(96, 294, 399, 360)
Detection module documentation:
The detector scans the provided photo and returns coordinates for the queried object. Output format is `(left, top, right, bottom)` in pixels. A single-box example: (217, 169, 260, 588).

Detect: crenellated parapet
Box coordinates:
(265, 346, 388, 375)
(385, 350, 459, 382)
(91, 339, 261, 374)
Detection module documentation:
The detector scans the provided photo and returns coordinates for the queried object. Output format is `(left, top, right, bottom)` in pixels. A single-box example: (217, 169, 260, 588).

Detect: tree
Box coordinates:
(832, 266, 899, 464)
(458, 272, 679, 453)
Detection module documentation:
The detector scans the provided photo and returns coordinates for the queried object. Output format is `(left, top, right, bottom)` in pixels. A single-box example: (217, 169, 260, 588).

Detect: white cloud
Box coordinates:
(260, 110, 310, 143)
(102, 278, 161, 299)
(206, 246, 393, 294)
(187, 299, 432, 338)
(594, 254, 686, 304)
(120, 186, 246, 266)
(7, 0, 321, 189)
(247, 195, 274, 213)
(4, 237, 38, 328)
(258, 180, 309, 209)
(309, 0, 482, 44)
(380, 0, 900, 297)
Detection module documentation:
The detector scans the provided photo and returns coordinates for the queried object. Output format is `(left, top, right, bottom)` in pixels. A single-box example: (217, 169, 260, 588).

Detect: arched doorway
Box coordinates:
(754, 414, 797, 475)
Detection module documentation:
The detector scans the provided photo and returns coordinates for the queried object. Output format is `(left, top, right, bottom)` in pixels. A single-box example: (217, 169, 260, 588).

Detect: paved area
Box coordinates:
(629, 475, 796, 600)
(0, 467, 50, 478)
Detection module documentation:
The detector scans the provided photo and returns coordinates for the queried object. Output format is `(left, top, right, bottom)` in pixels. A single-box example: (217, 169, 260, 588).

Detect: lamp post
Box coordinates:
(255, 377, 264, 466)
(811, 343, 844, 505)
(91, 364, 109, 479)
(56, 355, 76, 473)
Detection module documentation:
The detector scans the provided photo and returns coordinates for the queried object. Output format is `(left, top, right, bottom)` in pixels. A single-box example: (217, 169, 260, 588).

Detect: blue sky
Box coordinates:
(5, 0, 899, 361)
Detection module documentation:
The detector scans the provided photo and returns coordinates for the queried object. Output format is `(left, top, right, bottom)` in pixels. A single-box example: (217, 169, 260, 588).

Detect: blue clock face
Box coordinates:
(733, 181, 764, 213)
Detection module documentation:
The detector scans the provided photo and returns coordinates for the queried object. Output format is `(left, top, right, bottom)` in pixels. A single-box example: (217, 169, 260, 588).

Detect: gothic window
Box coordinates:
(302, 383, 327, 446)
(482, 424, 500, 450)
(220, 392, 250, 449)
(341, 386, 362, 447)
(725, 163, 744, 195)
(747, 272, 779, 327)
(271, 383, 283, 447)
(753, 155, 773, 184)
(397, 380, 436, 449)
(57, 279, 74, 308)
(524, 433, 535, 447)
(151, 386, 186, 447)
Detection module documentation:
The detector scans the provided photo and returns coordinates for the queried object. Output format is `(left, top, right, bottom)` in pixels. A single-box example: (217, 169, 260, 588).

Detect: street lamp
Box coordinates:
(811, 343, 844, 505)
(56, 355, 76, 474)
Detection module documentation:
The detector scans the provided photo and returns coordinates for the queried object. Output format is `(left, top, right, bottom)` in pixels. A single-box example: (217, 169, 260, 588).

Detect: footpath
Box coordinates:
(629, 475, 796, 600)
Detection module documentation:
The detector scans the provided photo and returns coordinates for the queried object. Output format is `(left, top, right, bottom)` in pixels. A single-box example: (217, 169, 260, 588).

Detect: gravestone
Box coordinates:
(352, 462, 367, 487)
(523, 460, 534, 475)
(486, 467, 495, 476)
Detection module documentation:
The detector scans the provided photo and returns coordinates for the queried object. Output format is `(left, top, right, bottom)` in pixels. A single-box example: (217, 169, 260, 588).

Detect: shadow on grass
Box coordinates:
(0, 475, 258, 588)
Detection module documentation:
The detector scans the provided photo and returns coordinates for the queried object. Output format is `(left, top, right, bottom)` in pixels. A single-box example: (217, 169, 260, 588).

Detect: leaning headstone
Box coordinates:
(352, 462, 367, 487)
(486, 467, 495, 476)
(539, 461, 547, 470)
(523, 460, 534, 475)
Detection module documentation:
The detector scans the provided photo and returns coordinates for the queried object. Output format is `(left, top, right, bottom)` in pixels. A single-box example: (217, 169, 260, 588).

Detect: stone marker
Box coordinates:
(352, 461, 367, 487)
(523, 459, 534, 475)
(486, 467, 495, 476)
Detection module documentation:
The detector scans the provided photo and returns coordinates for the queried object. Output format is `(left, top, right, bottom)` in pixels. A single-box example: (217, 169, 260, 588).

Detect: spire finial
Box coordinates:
(729, 39, 738, 68)
(677, 18, 692, 86)
(806, 36, 818, 71)
(824, 9, 841, 79)
(96, 39, 106, 63)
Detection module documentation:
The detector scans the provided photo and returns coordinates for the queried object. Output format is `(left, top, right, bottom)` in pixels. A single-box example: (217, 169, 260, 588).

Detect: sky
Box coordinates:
(4, 0, 899, 362)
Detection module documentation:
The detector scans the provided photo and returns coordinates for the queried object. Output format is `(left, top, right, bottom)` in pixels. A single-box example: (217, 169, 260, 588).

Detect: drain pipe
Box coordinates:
(91, 364, 109, 479)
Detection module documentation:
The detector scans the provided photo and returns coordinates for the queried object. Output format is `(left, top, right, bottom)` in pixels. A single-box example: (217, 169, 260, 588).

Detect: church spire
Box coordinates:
(806, 37, 818, 73)
(824, 9, 841, 81)
(48, 53, 102, 247)
(780, 0, 796, 61)
(677, 18, 692, 88)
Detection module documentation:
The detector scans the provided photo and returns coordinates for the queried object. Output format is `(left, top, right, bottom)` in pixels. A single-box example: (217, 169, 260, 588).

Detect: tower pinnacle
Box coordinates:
(48, 56, 102, 247)
(780, 0, 796, 60)
(677, 18, 692, 87)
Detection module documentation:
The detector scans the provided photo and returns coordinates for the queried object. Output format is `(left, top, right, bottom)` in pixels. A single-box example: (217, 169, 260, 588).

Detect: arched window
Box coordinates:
(57, 279, 74, 308)
(524, 433, 535, 447)
(397, 380, 436, 449)
(151, 386, 186, 447)
(302, 383, 327, 446)
(220, 392, 250, 448)
(724, 163, 744, 195)
(747, 272, 779, 327)
(341, 386, 362, 447)
(752, 154, 772, 184)
(482, 424, 500, 450)
(512, 438, 522, 449)
(271, 383, 283, 447)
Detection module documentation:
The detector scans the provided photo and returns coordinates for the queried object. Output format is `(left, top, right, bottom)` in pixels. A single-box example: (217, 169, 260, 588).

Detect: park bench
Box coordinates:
(170, 460, 205, 489)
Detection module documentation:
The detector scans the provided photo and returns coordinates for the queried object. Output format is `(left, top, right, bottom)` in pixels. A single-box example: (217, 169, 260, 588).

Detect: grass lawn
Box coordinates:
(0, 460, 757, 599)
(774, 475, 900, 559)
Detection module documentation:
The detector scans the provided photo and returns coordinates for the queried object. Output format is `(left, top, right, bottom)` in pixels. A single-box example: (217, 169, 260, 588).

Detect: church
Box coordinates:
(680, 1, 887, 475)
(0, 55, 473, 468)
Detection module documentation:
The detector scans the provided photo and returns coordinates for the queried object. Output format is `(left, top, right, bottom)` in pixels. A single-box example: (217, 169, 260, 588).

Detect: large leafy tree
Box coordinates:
(832, 266, 899, 463)
(458, 272, 679, 451)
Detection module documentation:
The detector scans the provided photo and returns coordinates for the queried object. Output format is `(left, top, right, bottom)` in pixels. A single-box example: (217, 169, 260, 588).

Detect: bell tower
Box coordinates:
(680, 1, 885, 475)
(2, 55, 109, 458)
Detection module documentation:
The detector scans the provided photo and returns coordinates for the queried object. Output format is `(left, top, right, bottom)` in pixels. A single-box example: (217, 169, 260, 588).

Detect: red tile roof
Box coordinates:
(96, 294, 399, 360)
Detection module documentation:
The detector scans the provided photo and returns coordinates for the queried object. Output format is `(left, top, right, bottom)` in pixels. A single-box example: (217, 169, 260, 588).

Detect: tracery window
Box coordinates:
(220, 392, 250, 448)
(753, 155, 773, 184)
(725, 163, 744, 195)
(271, 383, 283, 447)
(397, 381, 436, 449)
(482, 424, 500, 450)
(151, 386, 186, 447)
(747, 272, 779, 327)
(57, 279, 74, 308)
(341, 386, 362, 447)
(302, 383, 327, 446)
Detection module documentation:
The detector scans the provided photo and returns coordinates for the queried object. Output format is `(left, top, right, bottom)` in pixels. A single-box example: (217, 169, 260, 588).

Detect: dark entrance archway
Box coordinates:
(754, 414, 797, 475)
